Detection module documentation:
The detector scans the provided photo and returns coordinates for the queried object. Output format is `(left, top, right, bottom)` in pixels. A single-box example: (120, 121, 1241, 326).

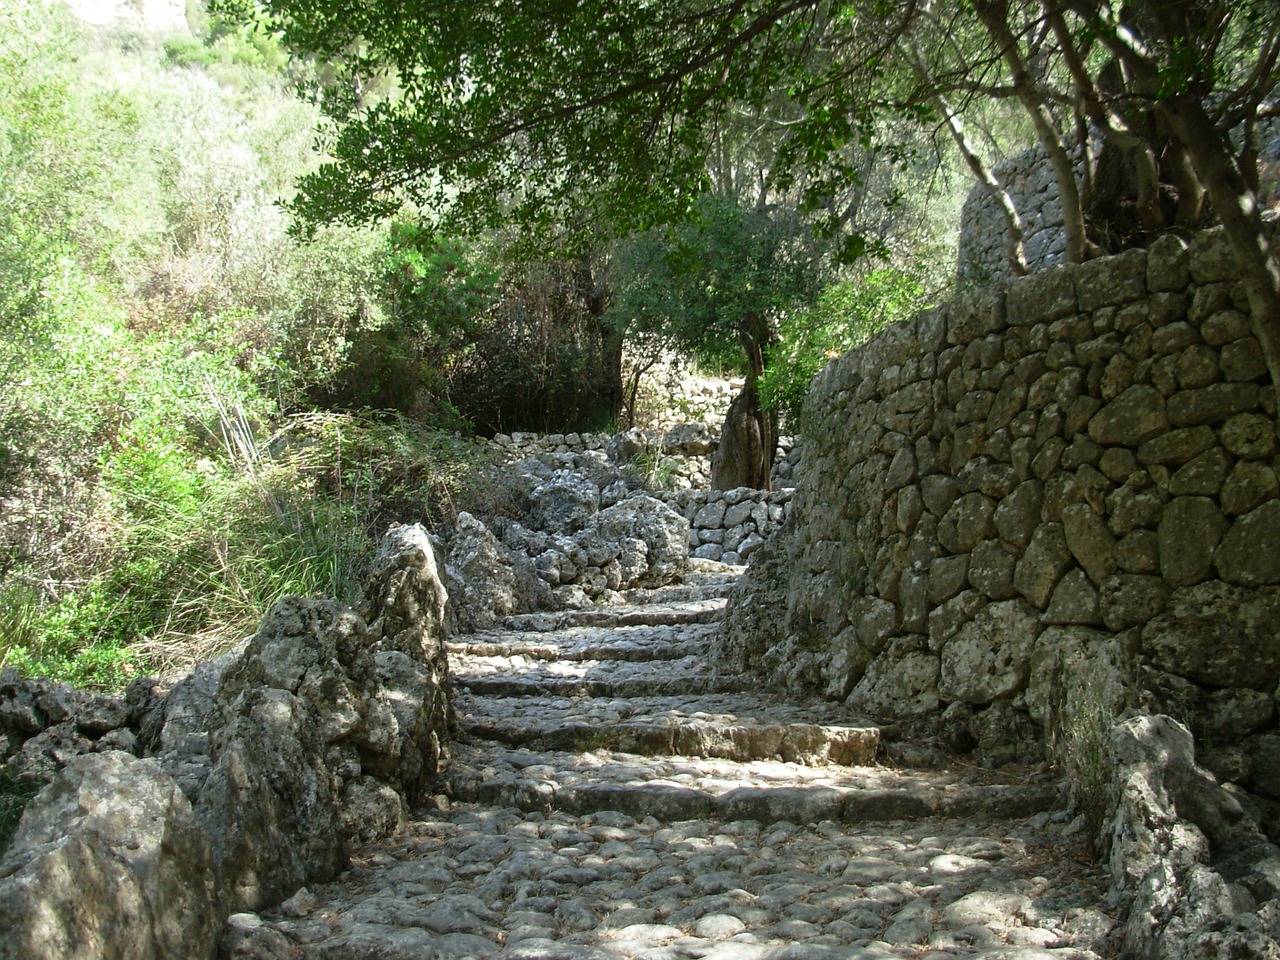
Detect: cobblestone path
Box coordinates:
(229, 569, 1117, 959)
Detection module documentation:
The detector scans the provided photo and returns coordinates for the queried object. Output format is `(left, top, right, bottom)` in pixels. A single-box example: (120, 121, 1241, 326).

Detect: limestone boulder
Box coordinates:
(447, 513, 545, 629)
(363, 523, 450, 663)
(527, 470, 601, 534)
(1143, 583, 1280, 691)
(196, 685, 344, 914)
(845, 636, 940, 719)
(1215, 501, 1280, 586)
(149, 645, 242, 759)
(662, 422, 715, 456)
(1108, 715, 1274, 959)
(584, 496, 689, 588)
(939, 600, 1042, 705)
(0, 752, 221, 960)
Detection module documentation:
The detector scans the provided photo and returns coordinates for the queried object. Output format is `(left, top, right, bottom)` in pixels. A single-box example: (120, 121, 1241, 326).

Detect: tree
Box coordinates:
(226, 0, 1279, 398)
(608, 194, 822, 488)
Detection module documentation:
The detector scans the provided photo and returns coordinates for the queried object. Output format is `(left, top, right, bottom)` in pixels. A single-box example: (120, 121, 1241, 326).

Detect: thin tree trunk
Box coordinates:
(974, 0, 1094, 263)
(1159, 93, 1280, 407)
(901, 36, 1029, 276)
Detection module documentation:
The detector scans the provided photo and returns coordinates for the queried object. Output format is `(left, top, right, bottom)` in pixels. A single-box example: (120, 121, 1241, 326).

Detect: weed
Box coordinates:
(627, 451, 680, 491)
(1058, 676, 1114, 854)
(0, 765, 40, 854)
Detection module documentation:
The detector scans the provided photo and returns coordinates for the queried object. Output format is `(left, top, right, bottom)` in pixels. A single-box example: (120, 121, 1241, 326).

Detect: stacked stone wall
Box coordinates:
(718, 227, 1280, 793)
(492, 428, 802, 512)
(956, 120, 1280, 283)
(656, 486, 794, 566)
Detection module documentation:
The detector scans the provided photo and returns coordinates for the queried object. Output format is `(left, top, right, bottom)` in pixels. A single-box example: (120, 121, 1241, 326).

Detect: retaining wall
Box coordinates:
(956, 126, 1280, 283)
(718, 227, 1280, 792)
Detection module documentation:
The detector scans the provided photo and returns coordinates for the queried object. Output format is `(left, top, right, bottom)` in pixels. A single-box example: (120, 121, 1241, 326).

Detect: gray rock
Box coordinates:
(846, 637, 940, 718)
(220, 913, 296, 959)
(1167, 383, 1260, 427)
(448, 513, 535, 629)
(939, 600, 1041, 704)
(1135, 425, 1217, 466)
(1100, 574, 1169, 631)
(1143, 582, 1280, 690)
(1014, 523, 1072, 609)
(662, 423, 715, 456)
(0, 752, 220, 960)
(1088, 385, 1168, 445)
(938, 492, 996, 554)
(1246, 735, 1280, 801)
(1110, 715, 1256, 958)
(1168, 448, 1230, 497)
(1221, 461, 1279, 516)
(197, 685, 345, 913)
(586, 496, 689, 588)
(692, 499, 727, 529)
(528, 471, 601, 534)
(1157, 497, 1227, 586)
(1044, 569, 1102, 626)
(1220, 413, 1278, 459)
(993, 480, 1044, 548)
(1061, 502, 1116, 586)
(969, 540, 1018, 600)
(1215, 502, 1280, 586)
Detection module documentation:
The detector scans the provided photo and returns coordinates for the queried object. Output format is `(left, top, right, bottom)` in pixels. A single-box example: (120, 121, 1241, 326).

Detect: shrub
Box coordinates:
(759, 268, 930, 428)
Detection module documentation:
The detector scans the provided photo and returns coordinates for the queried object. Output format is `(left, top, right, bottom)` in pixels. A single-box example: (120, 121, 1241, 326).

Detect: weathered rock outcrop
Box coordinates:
(0, 523, 453, 959)
(0, 751, 220, 960)
(1108, 716, 1280, 959)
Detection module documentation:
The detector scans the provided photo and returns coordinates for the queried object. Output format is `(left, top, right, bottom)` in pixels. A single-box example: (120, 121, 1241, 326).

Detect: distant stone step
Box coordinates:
(454, 692, 881, 766)
(618, 572, 743, 606)
(501, 597, 726, 633)
(446, 621, 717, 663)
(442, 743, 1060, 826)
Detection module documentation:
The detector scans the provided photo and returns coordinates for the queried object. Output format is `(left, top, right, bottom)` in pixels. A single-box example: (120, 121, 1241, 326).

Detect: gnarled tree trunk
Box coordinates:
(711, 317, 777, 491)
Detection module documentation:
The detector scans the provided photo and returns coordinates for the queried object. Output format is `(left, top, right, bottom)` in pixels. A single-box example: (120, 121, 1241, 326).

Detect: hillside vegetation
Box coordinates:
(0, 1, 963, 688)
(0, 1, 504, 685)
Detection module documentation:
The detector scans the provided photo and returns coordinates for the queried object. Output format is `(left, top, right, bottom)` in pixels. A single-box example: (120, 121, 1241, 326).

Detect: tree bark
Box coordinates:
(711, 318, 777, 491)
(974, 0, 1094, 263)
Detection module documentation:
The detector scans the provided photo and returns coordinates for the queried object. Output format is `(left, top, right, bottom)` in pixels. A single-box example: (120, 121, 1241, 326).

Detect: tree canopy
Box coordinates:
(228, 0, 1280, 395)
(218, 0, 918, 243)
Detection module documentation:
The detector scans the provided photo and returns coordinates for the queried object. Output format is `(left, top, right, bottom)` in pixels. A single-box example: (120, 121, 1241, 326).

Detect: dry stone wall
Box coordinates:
(489, 428, 800, 566)
(718, 227, 1280, 790)
(957, 122, 1280, 283)
(656, 485, 794, 566)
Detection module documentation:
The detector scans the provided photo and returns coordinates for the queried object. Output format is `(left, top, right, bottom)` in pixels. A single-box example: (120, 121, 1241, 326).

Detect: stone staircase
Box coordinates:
(227, 568, 1118, 959)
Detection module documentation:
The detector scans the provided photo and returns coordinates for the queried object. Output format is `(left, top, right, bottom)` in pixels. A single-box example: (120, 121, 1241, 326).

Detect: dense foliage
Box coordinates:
(0, 2, 528, 687)
(19, 0, 1270, 684)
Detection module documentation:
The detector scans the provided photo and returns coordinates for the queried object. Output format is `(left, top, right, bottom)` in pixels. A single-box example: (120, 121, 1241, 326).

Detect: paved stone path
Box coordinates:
(228, 568, 1118, 959)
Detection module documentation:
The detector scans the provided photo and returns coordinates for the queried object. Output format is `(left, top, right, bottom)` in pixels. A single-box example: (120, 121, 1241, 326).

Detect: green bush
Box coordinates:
(0, 0, 516, 690)
(759, 268, 930, 428)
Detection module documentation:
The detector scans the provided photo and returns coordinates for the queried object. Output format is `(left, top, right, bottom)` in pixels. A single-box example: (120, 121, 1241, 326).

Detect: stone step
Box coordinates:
(450, 650, 738, 698)
(618, 572, 743, 606)
(501, 597, 727, 633)
(443, 742, 1061, 826)
(446, 621, 717, 663)
(454, 693, 881, 766)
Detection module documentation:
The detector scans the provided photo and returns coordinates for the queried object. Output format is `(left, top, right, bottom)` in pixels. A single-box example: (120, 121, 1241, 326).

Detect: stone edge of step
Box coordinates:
(445, 775, 1061, 825)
